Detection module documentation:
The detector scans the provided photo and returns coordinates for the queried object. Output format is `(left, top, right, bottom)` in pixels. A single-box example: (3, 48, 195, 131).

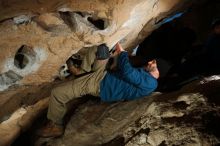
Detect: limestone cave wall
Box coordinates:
(0, 0, 196, 90)
(1, 0, 220, 146)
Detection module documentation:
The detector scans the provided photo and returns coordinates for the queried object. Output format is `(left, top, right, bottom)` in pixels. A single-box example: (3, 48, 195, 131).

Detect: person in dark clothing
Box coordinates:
(38, 42, 159, 138)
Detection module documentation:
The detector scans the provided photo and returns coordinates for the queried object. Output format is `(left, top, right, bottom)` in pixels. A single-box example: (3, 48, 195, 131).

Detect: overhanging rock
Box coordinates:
(0, 0, 198, 91)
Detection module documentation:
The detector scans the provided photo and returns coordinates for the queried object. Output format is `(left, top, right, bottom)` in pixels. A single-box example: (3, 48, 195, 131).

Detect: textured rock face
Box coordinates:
(0, 0, 195, 91)
(34, 76, 220, 146)
(0, 0, 198, 129)
(2, 0, 218, 146)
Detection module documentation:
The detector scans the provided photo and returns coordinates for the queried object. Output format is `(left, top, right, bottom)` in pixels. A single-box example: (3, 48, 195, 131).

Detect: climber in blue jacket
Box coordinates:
(38, 42, 159, 138)
(100, 48, 158, 102)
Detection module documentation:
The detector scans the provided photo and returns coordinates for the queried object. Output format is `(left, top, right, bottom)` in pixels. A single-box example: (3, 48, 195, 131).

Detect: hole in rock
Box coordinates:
(87, 17, 106, 30)
(59, 11, 107, 30)
(59, 11, 75, 29)
(75, 11, 85, 17)
(14, 45, 36, 69)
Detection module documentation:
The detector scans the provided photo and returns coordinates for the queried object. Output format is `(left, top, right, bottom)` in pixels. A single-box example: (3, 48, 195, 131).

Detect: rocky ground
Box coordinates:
(4, 75, 219, 146)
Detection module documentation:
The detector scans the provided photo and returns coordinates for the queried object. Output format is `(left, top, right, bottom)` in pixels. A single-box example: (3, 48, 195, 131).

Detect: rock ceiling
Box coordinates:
(0, 0, 197, 90)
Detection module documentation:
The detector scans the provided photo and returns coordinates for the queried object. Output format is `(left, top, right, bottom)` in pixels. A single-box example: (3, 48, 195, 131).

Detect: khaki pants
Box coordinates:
(47, 47, 107, 124)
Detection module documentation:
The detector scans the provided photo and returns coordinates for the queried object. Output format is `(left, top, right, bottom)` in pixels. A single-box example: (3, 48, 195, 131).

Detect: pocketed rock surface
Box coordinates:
(35, 76, 220, 146)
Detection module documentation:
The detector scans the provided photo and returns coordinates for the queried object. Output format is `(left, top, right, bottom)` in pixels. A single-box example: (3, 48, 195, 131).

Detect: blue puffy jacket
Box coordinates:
(100, 52, 158, 102)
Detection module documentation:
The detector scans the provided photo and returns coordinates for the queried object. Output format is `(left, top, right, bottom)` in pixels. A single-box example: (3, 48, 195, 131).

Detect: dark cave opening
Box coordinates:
(14, 45, 36, 70)
(133, 0, 220, 92)
(87, 17, 106, 30)
(59, 11, 107, 31)
(14, 53, 27, 69)
(14, 45, 30, 69)
(59, 11, 75, 29)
